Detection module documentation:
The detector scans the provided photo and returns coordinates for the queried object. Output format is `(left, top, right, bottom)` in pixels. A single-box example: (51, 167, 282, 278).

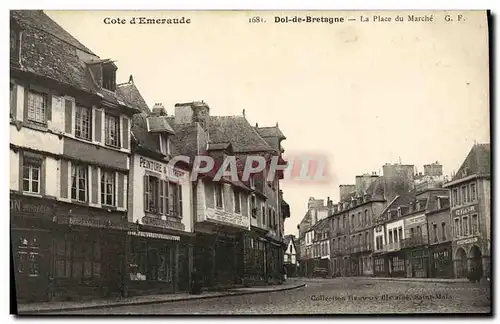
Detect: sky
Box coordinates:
(45, 10, 490, 237)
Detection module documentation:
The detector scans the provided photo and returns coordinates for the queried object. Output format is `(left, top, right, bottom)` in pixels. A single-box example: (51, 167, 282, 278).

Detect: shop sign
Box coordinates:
(69, 216, 130, 231)
(206, 207, 249, 228)
(128, 230, 180, 241)
(10, 198, 53, 216)
(139, 156, 185, 179)
(405, 214, 426, 226)
(454, 205, 477, 217)
(456, 237, 478, 246)
(142, 216, 185, 231)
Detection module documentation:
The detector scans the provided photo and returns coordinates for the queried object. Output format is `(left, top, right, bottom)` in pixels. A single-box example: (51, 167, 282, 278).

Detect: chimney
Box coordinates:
(174, 101, 210, 130)
(151, 103, 167, 116)
(129, 75, 134, 84)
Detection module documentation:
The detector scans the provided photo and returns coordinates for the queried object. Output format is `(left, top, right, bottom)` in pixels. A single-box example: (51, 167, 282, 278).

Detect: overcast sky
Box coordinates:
(46, 10, 490, 236)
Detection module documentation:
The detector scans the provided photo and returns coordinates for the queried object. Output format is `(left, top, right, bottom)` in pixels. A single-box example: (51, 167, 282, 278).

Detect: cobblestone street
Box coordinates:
(49, 278, 491, 315)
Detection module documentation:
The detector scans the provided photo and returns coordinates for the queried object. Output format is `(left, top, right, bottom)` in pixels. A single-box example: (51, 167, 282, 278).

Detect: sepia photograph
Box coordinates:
(9, 9, 491, 315)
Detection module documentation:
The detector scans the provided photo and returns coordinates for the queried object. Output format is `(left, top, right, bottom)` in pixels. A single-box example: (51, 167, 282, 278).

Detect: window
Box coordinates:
(462, 216, 469, 236)
(452, 188, 459, 207)
(54, 235, 101, 281)
(441, 222, 447, 240)
(365, 232, 369, 247)
(102, 64, 117, 92)
(343, 215, 346, 229)
(10, 83, 15, 118)
(388, 230, 393, 244)
(167, 182, 182, 217)
(454, 218, 460, 237)
(268, 208, 272, 227)
(471, 215, 479, 234)
(470, 183, 477, 201)
(433, 223, 438, 242)
(461, 186, 468, 204)
(394, 228, 398, 243)
(159, 180, 168, 215)
(105, 114, 120, 147)
(27, 90, 47, 124)
(100, 170, 115, 206)
(71, 164, 88, 202)
(75, 106, 91, 140)
(215, 183, 223, 209)
(234, 190, 241, 213)
(351, 214, 355, 228)
(159, 134, 170, 156)
(262, 205, 266, 224)
(358, 212, 362, 227)
(364, 210, 368, 225)
(398, 227, 403, 241)
(22, 159, 41, 194)
(144, 175, 159, 213)
(410, 227, 414, 237)
(129, 239, 173, 283)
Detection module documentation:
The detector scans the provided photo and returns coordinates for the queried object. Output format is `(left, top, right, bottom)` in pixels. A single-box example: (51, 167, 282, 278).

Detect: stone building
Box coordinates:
(444, 143, 491, 279)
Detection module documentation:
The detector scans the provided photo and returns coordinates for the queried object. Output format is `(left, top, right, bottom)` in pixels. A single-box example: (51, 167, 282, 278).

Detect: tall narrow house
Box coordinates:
(10, 11, 140, 302)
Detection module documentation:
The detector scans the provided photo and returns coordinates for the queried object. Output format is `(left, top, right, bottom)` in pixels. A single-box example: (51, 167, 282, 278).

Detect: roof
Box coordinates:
(453, 143, 491, 181)
(256, 125, 286, 140)
(380, 191, 416, 216)
(209, 116, 275, 153)
(147, 116, 175, 134)
(208, 142, 232, 151)
(116, 82, 150, 113)
(283, 235, 296, 247)
(167, 120, 200, 159)
(11, 10, 137, 113)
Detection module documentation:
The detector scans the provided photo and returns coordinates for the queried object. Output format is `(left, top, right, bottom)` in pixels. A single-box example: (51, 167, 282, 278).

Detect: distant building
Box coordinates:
(283, 235, 298, 277)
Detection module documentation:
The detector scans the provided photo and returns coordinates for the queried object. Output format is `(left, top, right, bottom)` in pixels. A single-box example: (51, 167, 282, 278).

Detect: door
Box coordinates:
(12, 230, 50, 302)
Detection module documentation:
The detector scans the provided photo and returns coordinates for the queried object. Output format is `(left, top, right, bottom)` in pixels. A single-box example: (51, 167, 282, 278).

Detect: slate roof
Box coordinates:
(116, 82, 150, 113)
(167, 120, 200, 159)
(11, 10, 138, 113)
(147, 116, 175, 134)
(209, 116, 275, 153)
(256, 125, 286, 140)
(453, 143, 491, 181)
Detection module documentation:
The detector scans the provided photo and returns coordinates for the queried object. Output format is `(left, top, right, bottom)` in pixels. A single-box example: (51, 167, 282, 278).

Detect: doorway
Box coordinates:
(455, 247, 467, 278)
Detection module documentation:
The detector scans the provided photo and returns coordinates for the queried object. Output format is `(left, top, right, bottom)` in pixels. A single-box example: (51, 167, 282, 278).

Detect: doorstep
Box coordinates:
(16, 280, 306, 314)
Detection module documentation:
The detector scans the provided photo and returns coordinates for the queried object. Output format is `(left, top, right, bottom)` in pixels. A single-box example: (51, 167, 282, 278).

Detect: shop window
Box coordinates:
(54, 235, 101, 281)
(129, 239, 173, 283)
(71, 164, 88, 202)
(101, 170, 115, 206)
(15, 235, 40, 277)
(22, 158, 41, 194)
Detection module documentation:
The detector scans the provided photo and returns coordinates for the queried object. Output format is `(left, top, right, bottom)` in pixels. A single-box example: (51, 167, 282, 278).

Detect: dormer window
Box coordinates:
(102, 63, 117, 92)
(159, 134, 170, 156)
(10, 20, 21, 65)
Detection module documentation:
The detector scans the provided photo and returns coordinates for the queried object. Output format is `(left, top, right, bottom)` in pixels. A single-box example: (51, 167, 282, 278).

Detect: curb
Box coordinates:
(19, 283, 306, 314)
(357, 277, 470, 284)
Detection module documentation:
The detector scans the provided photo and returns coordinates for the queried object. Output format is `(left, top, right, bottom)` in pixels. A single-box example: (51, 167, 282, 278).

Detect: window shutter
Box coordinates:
(122, 117, 129, 150)
(10, 83, 17, 119)
(46, 91, 52, 121)
(143, 175, 148, 212)
(117, 172, 124, 208)
(60, 159, 69, 199)
(178, 184, 183, 218)
(65, 99, 73, 134)
(95, 109, 102, 143)
(166, 181, 170, 215)
(23, 86, 29, 122)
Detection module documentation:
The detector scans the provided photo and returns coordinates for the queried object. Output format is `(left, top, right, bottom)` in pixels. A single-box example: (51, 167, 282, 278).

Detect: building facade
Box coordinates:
(444, 144, 491, 279)
(283, 235, 298, 277)
(10, 10, 140, 302)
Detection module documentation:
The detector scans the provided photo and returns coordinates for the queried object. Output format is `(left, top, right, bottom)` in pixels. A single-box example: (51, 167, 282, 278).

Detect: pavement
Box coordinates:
(16, 276, 491, 315)
(16, 279, 306, 314)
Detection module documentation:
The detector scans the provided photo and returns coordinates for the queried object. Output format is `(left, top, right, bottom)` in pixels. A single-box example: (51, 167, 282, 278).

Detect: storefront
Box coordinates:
(430, 242, 453, 278)
(193, 231, 244, 289)
(126, 229, 184, 296)
(387, 251, 406, 278)
(11, 193, 131, 302)
(373, 254, 388, 277)
(404, 247, 429, 278)
(243, 231, 267, 286)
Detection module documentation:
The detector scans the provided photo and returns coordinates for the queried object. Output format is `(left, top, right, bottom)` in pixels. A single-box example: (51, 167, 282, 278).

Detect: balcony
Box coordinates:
(385, 242, 401, 252)
(350, 243, 374, 254)
(401, 235, 428, 249)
